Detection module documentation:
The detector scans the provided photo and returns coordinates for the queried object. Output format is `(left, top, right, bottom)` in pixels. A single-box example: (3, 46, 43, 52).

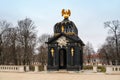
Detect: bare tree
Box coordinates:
(98, 43, 113, 65)
(38, 34, 51, 47)
(37, 34, 51, 65)
(9, 28, 18, 64)
(104, 20, 120, 60)
(0, 20, 11, 64)
(98, 35, 120, 65)
(83, 42, 95, 64)
(97, 20, 120, 65)
(17, 18, 36, 65)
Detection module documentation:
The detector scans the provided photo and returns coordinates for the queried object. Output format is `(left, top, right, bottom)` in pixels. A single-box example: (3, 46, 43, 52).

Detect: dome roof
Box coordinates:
(54, 18, 78, 36)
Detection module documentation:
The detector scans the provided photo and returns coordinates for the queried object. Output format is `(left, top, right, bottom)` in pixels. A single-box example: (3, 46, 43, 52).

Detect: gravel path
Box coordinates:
(0, 72, 120, 80)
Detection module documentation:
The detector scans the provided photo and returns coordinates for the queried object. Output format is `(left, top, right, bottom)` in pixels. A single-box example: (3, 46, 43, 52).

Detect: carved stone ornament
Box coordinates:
(57, 36, 68, 47)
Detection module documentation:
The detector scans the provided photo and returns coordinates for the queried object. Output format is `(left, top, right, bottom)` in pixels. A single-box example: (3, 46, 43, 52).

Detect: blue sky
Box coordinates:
(0, 0, 120, 51)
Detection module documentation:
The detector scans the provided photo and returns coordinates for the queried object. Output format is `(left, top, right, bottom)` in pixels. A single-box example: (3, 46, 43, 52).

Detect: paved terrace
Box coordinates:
(0, 71, 120, 80)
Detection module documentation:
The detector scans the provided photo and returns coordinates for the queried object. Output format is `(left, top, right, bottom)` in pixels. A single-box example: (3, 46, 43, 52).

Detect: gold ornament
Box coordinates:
(61, 26, 64, 32)
(62, 9, 71, 18)
(71, 48, 74, 56)
(51, 48, 54, 57)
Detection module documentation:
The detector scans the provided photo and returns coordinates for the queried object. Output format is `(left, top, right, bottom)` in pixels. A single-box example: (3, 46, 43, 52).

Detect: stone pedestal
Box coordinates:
(34, 65, 39, 72)
(19, 66, 24, 72)
(25, 66, 29, 72)
(93, 66, 97, 72)
(106, 66, 111, 73)
(44, 64, 47, 71)
(106, 66, 112, 74)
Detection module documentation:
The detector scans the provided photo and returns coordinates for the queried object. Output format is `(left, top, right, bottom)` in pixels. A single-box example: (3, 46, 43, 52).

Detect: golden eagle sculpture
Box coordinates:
(62, 9, 71, 18)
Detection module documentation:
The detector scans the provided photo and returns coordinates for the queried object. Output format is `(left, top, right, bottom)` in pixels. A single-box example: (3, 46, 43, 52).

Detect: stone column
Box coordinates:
(34, 65, 39, 72)
(25, 65, 29, 72)
(106, 65, 112, 74)
(44, 64, 47, 71)
(19, 66, 24, 72)
(93, 66, 97, 72)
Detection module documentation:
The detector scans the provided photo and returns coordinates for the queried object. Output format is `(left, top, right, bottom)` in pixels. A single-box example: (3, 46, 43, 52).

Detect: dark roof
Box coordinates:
(46, 33, 85, 46)
(54, 18, 78, 35)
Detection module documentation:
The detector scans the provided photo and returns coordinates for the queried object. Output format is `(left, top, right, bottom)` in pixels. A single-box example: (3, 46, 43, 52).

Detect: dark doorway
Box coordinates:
(59, 49, 67, 69)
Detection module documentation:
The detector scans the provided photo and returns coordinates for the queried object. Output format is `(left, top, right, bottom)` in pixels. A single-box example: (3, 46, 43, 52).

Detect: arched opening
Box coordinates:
(59, 49, 67, 69)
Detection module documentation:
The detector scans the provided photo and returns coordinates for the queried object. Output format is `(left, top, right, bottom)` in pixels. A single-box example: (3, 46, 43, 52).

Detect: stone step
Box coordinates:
(57, 70, 68, 73)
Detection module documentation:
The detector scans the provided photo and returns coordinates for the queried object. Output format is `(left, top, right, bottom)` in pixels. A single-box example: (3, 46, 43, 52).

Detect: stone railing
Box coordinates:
(0, 65, 24, 72)
(106, 65, 120, 74)
(0, 65, 47, 72)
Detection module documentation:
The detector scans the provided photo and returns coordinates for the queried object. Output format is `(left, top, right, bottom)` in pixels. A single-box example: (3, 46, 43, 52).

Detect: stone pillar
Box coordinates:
(110, 61, 112, 65)
(44, 64, 47, 71)
(25, 65, 29, 72)
(19, 66, 24, 72)
(34, 65, 39, 72)
(93, 66, 97, 72)
(106, 66, 112, 74)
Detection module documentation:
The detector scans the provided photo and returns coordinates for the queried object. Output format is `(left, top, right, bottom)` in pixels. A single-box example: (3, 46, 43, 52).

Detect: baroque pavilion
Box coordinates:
(46, 9, 84, 71)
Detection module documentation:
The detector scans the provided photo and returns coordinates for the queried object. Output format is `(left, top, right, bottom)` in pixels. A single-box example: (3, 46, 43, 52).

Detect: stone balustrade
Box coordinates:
(1, 65, 119, 74)
(0, 65, 24, 72)
(106, 65, 120, 74)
